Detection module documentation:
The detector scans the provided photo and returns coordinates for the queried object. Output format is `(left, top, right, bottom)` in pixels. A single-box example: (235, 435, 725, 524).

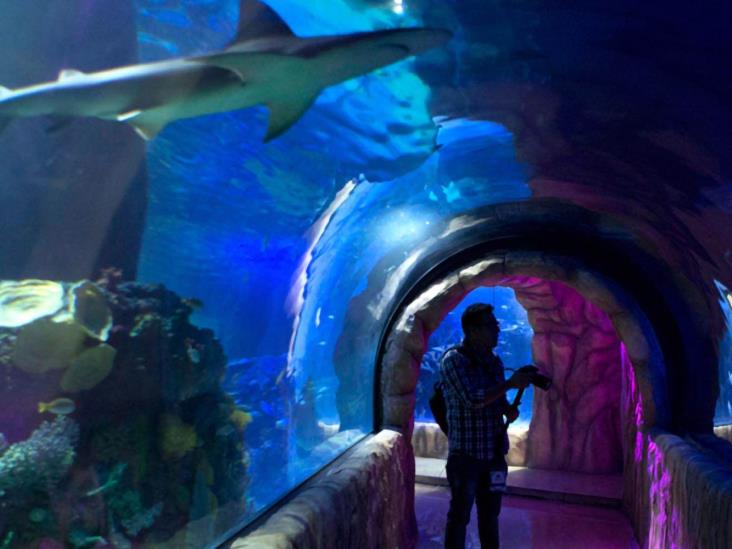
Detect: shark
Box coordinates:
(0, 1, 450, 141)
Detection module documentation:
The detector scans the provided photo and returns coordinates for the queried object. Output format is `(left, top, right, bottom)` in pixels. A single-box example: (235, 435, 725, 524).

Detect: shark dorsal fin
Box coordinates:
(0, 85, 12, 98)
(58, 69, 86, 80)
(232, 0, 294, 43)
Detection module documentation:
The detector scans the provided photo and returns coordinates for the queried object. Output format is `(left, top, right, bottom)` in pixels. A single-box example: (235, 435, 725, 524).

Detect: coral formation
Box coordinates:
(5, 280, 112, 378)
(0, 277, 249, 547)
(0, 280, 65, 328)
(60, 344, 116, 392)
(0, 416, 79, 502)
(159, 414, 197, 460)
(229, 409, 252, 432)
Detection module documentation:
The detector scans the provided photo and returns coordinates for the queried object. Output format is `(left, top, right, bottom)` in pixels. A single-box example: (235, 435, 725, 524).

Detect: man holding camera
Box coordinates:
(440, 303, 532, 549)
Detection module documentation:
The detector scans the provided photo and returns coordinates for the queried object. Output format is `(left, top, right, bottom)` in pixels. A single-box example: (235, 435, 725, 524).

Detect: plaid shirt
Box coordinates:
(440, 344, 509, 460)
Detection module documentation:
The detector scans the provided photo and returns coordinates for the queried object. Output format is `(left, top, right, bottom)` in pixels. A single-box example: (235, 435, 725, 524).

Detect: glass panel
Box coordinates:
(714, 280, 732, 426)
(0, 1, 532, 546)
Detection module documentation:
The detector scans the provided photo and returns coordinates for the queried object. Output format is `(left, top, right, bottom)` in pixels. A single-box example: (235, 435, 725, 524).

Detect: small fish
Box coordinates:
(275, 366, 288, 386)
(38, 398, 75, 415)
(182, 297, 204, 310)
(85, 463, 127, 497)
(275, 419, 288, 430)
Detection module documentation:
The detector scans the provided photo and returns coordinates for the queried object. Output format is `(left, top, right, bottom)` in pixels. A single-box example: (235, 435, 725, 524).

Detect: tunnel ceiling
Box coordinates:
(411, 0, 732, 301)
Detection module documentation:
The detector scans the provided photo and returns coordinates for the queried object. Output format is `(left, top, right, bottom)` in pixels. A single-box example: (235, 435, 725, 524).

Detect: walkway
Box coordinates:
(415, 458, 639, 548)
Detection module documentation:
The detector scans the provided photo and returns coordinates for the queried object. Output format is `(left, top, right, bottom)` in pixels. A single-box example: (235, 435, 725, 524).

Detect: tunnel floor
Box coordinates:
(415, 483, 638, 548)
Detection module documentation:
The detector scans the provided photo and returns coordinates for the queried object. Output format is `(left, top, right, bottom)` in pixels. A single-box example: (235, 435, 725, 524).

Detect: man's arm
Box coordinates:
(442, 352, 531, 409)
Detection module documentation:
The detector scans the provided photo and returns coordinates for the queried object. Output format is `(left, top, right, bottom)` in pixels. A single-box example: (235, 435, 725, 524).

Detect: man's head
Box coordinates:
(461, 303, 499, 349)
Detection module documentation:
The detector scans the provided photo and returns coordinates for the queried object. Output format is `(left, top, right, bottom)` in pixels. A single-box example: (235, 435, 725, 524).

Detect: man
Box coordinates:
(440, 303, 532, 549)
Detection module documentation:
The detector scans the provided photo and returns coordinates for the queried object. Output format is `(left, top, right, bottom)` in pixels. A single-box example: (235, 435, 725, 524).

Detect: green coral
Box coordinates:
(0, 416, 79, 502)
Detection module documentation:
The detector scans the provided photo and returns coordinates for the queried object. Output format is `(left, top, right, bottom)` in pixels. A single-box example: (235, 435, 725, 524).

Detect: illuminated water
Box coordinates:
(0, 1, 730, 547)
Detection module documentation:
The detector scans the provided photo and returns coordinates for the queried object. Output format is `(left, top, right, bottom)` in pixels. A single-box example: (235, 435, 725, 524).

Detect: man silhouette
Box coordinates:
(440, 303, 531, 548)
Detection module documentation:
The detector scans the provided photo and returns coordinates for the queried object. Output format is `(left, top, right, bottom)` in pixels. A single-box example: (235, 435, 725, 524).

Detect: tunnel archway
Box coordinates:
(377, 251, 664, 440)
(328, 201, 716, 436)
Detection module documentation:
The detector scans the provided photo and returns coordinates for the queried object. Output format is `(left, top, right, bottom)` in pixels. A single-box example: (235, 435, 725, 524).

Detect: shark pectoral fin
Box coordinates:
(120, 111, 167, 141)
(265, 93, 317, 141)
(0, 85, 12, 99)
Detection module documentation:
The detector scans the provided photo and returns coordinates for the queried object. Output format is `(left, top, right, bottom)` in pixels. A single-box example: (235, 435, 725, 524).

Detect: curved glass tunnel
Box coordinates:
(0, 0, 731, 547)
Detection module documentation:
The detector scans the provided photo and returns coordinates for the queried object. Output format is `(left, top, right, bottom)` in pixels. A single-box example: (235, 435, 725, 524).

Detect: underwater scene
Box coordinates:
(1, 0, 731, 547)
(0, 1, 475, 546)
(414, 286, 535, 429)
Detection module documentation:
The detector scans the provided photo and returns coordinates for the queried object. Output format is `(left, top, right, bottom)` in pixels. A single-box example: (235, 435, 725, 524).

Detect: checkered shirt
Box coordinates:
(440, 345, 509, 460)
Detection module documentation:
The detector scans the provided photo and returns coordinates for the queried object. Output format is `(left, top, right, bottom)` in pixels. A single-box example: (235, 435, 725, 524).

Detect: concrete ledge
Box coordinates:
(227, 430, 416, 549)
(714, 424, 732, 444)
(412, 421, 528, 466)
(626, 428, 732, 548)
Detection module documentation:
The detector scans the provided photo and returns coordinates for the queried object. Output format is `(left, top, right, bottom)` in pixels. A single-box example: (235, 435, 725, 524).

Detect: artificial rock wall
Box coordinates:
(512, 278, 624, 473)
(229, 430, 416, 549)
(618, 338, 732, 549)
(411, 278, 624, 474)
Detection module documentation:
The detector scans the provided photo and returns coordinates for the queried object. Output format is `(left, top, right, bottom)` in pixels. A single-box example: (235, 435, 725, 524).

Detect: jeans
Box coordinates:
(444, 452, 506, 549)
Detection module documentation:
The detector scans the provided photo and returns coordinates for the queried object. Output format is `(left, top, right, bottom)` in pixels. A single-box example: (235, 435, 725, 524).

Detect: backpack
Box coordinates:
(429, 381, 449, 435)
(429, 345, 467, 436)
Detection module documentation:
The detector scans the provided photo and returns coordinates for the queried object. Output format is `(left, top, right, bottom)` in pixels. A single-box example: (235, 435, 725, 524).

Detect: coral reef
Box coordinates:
(0, 276, 249, 547)
(0, 416, 79, 501)
(6, 280, 112, 377)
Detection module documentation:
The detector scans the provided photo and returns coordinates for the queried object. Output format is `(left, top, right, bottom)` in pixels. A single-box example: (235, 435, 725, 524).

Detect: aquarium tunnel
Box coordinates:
(1, 0, 732, 548)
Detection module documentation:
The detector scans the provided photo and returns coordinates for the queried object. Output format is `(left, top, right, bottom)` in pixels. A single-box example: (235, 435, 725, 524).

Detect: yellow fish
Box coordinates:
(38, 398, 75, 415)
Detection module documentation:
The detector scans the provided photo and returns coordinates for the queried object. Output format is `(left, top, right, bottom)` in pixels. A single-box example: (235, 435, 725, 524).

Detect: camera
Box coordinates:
(516, 365, 552, 391)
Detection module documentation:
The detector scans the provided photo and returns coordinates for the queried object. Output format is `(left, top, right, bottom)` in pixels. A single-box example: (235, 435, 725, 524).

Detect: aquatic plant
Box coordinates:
(0, 416, 79, 502)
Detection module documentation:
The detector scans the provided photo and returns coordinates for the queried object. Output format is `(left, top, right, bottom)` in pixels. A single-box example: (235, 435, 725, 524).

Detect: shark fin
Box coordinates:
(232, 0, 294, 44)
(264, 93, 316, 141)
(117, 110, 143, 122)
(122, 111, 166, 141)
(0, 85, 12, 99)
(58, 69, 86, 80)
